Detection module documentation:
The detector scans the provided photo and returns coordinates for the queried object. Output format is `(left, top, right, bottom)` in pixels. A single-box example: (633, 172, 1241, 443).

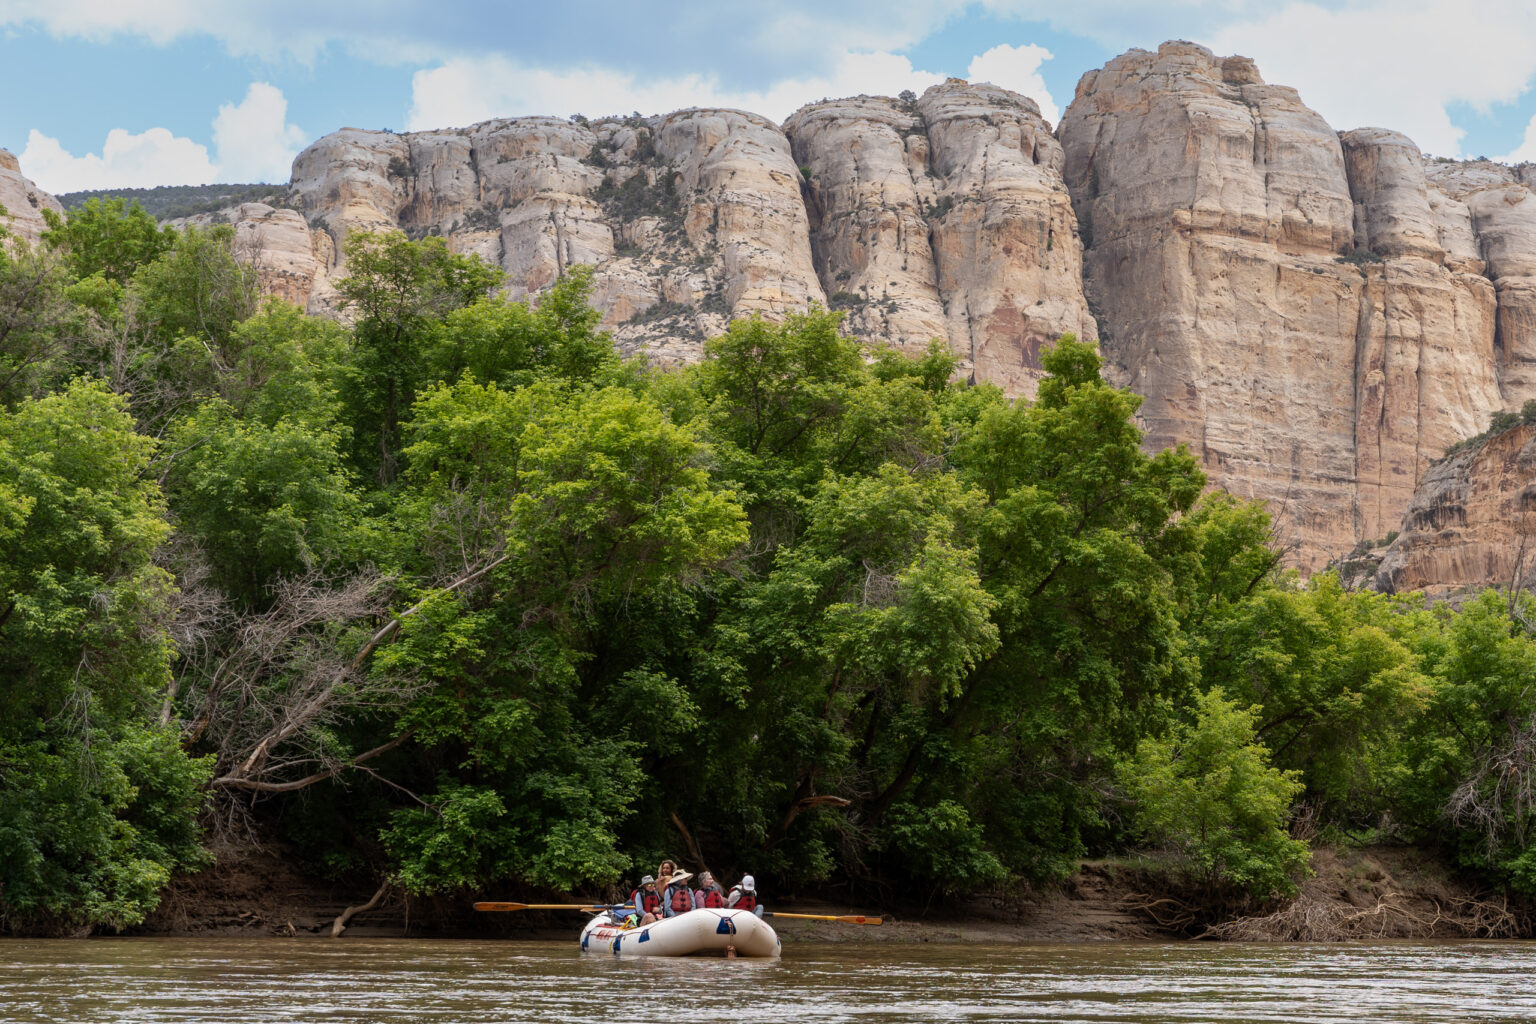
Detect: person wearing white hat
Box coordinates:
(726, 874, 762, 917)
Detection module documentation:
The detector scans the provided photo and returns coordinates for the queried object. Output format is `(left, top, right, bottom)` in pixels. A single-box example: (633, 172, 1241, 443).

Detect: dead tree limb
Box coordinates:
(669, 811, 710, 878)
(331, 881, 390, 938)
(212, 731, 414, 793)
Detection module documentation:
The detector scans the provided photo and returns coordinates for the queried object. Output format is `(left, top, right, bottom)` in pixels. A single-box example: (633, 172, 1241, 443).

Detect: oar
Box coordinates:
(474, 902, 634, 912)
(765, 912, 883, 925)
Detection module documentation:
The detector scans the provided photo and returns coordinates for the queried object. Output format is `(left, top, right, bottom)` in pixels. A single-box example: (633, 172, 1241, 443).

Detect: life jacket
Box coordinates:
(700, 887, 726, 909)
(632, 887, 661, 917)
(668, 884, 693, 914)
(733, 889, 757, 913)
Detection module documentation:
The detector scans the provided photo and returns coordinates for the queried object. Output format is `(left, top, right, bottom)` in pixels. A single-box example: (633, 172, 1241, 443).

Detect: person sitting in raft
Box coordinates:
(628, 874, 662, 924)
(726, 874, 762, 917)
(655, 859, 677, 893)
(662, 870, 697, 917)
(694, 871, 726, 909)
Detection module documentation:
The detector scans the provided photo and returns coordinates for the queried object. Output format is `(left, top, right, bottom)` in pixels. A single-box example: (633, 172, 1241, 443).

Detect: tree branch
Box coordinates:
(212, 730, 414, 793)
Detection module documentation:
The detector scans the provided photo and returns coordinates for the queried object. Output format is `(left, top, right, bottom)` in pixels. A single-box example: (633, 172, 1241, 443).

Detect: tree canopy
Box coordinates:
(6, 222, 1536, 933)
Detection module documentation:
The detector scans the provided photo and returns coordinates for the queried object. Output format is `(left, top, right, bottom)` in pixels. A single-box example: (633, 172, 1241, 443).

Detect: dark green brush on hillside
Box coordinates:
(57, 183, 297, 221)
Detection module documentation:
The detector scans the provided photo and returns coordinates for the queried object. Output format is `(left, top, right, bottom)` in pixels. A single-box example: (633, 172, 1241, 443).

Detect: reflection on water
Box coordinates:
(2, 937, 1535, 1023)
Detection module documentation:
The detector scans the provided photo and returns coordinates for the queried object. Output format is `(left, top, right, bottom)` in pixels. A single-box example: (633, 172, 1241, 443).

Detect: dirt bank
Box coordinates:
(133, 844, 1531, 942)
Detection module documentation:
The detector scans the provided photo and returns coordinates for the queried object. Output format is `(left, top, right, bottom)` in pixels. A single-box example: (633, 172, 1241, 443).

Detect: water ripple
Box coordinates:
(2, 938, 1534, 1023)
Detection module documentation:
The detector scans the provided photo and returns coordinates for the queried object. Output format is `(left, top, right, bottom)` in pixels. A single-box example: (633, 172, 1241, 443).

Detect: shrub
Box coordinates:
(1119, 688, 1311, 900)
(1489, 409, 1521, 434)
(1336, 247, 1383, 266)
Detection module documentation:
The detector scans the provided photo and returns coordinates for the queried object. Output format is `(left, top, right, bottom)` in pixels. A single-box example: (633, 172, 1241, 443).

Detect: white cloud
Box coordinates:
(211, 83, 307, 182)
(1207, 0, 1536, 158)
(966, 43, 1058, 124)
(19, 81, 304, 192)
(1499, 114, 1536, 164)
(408, 49, 955, 130)
(19, 126, 217, 192)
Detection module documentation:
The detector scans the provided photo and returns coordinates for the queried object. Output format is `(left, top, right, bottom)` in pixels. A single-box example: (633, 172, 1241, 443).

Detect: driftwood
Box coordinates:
(331, 881, 390, 938)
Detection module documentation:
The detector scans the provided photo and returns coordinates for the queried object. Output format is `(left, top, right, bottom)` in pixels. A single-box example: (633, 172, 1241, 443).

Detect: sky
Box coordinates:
(0, 1, 1531, 194)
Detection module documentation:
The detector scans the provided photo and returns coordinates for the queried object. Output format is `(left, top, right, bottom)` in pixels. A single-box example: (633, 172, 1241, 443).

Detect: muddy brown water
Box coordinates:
(2, 938, 1534, 1023)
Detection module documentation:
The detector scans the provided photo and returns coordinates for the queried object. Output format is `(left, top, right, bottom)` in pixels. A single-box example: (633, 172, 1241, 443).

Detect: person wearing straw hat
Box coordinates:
(662, 870, 697, 917)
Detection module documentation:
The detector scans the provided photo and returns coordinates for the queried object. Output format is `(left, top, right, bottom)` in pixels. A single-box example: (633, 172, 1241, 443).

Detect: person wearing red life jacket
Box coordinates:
(726, 874, 761, 917)
(628, 874, 662, 924)
(694, 871, 726, 909)
(662, 870, 697, 917)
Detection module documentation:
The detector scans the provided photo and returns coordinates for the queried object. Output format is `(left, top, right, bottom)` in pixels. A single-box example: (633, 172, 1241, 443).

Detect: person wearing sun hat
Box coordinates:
(662, 869, 697, 917)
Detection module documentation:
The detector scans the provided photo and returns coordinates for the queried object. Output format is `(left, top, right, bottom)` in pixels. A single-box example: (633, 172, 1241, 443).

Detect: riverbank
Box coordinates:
(130, 843, 1531, 943)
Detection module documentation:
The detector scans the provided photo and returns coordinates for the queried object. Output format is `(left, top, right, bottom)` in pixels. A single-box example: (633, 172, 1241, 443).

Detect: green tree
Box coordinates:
(0, 233, 79, 406)
(1119, 687, 1311, 899)
(42, 197, 177, 285)
(163, 400, 362, 605)
(1195, 574, 1431, 821)
(336, 231, 503, 483)
(376, 379, 748, 895)
(1395, 592, 1536, 893)
(0, 381, 210, 932)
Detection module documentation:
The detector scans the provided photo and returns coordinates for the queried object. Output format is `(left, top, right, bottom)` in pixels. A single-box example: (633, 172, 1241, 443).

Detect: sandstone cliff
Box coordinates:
(1375, 424, 1536, 596)
(274, 83, 1093, 390)
(1057, 42, 1521, 568)
(0, 149, 63, 245)
(179, 44, 1536, 580)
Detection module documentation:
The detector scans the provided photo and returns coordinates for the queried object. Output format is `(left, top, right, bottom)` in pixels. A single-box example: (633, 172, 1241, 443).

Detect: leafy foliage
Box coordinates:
(15, 206, 1536, 931)
(1120, 688, 1311, 899)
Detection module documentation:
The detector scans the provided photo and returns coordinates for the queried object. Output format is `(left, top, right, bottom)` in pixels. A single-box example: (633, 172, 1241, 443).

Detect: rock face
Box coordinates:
(278, 83, 1092, 391)
(282, 112, 826, 366)
(231, 204, 321, 307)
(1375, 425, 1536, 596)
(0, 149, 63, 245)
(209, 44, 1536, 583)
(1058, 42, 1518, 569)
(786, 83, 1095, 394)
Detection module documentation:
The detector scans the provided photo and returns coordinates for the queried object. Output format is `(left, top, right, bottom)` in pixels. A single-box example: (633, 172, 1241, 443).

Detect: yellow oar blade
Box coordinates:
(767, 912, 883, 925)
(473, 902, 631, 912)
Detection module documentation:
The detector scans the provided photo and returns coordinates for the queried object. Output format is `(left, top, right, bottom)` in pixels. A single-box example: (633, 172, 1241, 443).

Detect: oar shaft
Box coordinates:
(766, 912, 882, 924)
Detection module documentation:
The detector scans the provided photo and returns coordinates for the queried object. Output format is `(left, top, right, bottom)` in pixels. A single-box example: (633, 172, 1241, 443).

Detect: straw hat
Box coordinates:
(668, 871, 694, 886)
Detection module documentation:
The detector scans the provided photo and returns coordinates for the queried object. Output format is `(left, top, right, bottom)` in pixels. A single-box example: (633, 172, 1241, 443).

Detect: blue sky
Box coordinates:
(0, 1, 1530, 193)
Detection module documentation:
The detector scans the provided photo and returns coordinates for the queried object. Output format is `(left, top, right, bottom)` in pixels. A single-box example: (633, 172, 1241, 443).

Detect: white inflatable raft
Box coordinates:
(580, 908, 780, 958)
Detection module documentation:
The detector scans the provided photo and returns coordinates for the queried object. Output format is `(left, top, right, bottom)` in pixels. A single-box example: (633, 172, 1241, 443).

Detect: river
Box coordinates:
(2, 938, 1534, 1023)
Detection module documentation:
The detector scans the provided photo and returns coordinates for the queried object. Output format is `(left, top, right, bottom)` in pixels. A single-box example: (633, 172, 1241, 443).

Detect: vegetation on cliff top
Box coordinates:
(3, 205, 1536, 934)
(57, 184, 295, 222)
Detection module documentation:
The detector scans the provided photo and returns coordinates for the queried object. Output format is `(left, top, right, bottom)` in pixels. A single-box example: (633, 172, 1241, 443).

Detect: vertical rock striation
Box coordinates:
(785, 82, 1096, 396)
(1059, 41, 1522, 568)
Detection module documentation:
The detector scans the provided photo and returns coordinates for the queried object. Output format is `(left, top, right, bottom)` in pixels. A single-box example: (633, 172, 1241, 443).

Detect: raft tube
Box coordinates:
(580, 908, 781, 957)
